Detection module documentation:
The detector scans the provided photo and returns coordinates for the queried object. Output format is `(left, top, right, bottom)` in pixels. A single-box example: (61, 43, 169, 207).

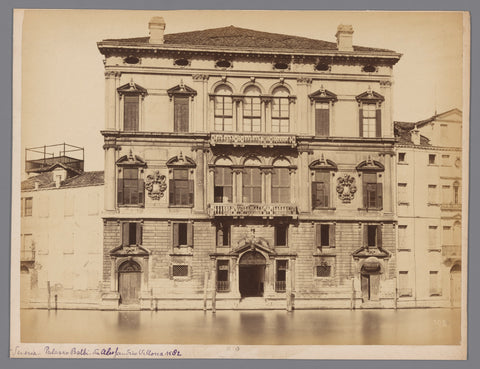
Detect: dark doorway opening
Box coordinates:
(118, 260, 142, 305)
(239, 251, 266, 298)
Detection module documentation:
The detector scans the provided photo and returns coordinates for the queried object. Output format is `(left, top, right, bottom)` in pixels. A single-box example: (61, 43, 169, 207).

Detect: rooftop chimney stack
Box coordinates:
(149, 16, 166, 44)
(335, 24, 354, 52)
(411, 126, 421, 145)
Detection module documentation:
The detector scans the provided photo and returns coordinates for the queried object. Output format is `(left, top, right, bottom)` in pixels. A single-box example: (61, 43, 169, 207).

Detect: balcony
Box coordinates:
(440, 203, 462, 211)
(442, 244, 461, 258)
(208, 203, 298, 218)
(20, 250, 35, 262)
(210, 133, 297, 148)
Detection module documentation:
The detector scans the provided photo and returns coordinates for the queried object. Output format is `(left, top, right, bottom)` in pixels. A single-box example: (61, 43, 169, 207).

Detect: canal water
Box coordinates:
(20, 308, 461, 345)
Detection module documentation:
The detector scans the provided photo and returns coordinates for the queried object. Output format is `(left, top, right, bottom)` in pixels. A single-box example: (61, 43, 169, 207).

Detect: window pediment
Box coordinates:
(116, 151, 146, 167)
(166, 153, 196, 168)
(167, 83, 197, 100)
(355, 89, 384, 103)
(117, 81, 147, 96)
(309, 87, 338, 103)
(309, 156, 337, 170)
(356, 158, 384, 172)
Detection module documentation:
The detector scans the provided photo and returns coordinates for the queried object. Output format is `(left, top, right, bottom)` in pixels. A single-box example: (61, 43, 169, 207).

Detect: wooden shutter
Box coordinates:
(138, 177, 144, 206)
(174, 96, 189, 132)
(169, 179, 175, 205)
(329, 224, 336, 248)
(363, 177, 368, 208)
(359, 108, 364, 137)
(122, 222, 129, 246)
(376, 225, 382, 248)
(315, 223, 321, 248)
(124, 95, 139, 131)
(136, 223, 143, 245)
(323, 173, 330, 207)
(363, 224, 368, 247)
(173, 223, 179, 247)
(188, 180, 194, 206)
(315, 108, 330, 136)
(187, 222, 194, 247)
(117, 178, 124, 205)
(377, 182, 383, 209)
(217, 227, 223, 246)
(375, 109, 382, 137)
(311, 182, 318, 209)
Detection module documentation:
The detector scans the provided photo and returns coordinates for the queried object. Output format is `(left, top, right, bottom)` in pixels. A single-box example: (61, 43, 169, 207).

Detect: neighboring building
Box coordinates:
(97, 18, 402, 310)
(395, 109, 463, 308)
(20, 144, 104, 309)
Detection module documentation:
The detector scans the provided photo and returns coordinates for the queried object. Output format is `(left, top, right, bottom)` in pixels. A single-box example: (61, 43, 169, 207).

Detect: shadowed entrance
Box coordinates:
(239, 251, 266, 297)
(118, 260, 141, 305)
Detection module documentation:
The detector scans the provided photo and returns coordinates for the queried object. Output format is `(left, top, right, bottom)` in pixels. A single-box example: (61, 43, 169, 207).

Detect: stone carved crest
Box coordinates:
(336, 174, 357, 203)
(145, 170, 167, 200)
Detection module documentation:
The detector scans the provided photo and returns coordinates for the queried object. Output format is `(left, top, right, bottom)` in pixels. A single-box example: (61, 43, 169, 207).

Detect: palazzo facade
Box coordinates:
(97, 18, 402, 309)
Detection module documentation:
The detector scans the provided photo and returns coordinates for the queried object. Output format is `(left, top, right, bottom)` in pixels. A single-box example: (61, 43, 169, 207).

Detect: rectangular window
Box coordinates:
(442, 185, 452, 204)
(124, 95, 139, 131)
(428, 154, 436, 165)
(312, 171, 330, 208)
(429, 271, 441, 296)
(21, 197, 33, 217)
(427, 185, 437, 204)
(214, 95, 233, 131)
(428, 226, 438, 248)
(174, 96, 189, 132)
(21, 234, 34, 261)
(315, 223, 335, 249)
(242, 167, 261, 203)
(214, 167, 233, 203)
(216, 260, 230, 292)
(216, 223, 230, 247)
(275, 260, 288, 292)
(272, 167, 290, 203)
(169, 168, 194, 206)
(360, 103, 380, 138)
(398, 225, 407, 249)
(315, 102, 329, 136)
(275, 224, 288, 247)
(442, 154, 450, 166)
(172, 265, 189, 277)
(122, 222, 142, 246)
(364, 224, 382, 248)
(398, 271, 412, 297)
(243, 96, 261, 132)
(316, 264, 332, 277)
(173, 222, 193, 247)
(272, 98, 290, 132)
(398, 152, 406, 163)
(398, 183, 408, 204)
(363, 173, 382, 209)
(118, 168, 144, 206)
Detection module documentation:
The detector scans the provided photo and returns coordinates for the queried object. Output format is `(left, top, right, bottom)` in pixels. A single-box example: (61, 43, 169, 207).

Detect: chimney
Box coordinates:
(55, 175, 61, 189)
(149, 16, 166, 44)
(34, 181, 39, 191)
(335, 24, 354, 52)
(411, 126, 421, 145)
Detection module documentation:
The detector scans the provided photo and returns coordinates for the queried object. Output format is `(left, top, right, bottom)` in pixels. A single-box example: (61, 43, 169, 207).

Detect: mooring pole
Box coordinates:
(47, 281, 51, 310)
(203, 271, 208, 311)
(54, 294, 58, 311)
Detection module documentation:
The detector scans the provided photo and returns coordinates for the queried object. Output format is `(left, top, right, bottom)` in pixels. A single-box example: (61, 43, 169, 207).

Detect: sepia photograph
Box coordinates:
(11, 9, 469, 359)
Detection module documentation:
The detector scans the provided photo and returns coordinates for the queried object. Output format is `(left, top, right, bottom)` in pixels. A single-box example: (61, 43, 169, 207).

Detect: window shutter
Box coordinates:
(377, 182, 383, 209)
(376, 225, 383, 248)
(315, 108, 329, 136)
(217, 227, 223, 246)
(324, 174, 330, 207)
(122, 222, 129, 246)
(188, 180, 194, 206)
(117, 178, 124, 205)
(138, 177, 144, 206)
(311, 182, 317, 209)
(359, 108, 364, 137)
(187, 222, 194, 247)
(174, 96, 189, 132)
(315, 223, 321, 248)
(329, 224, 336, 248)
(169, 179, 175, 205)
(363, 224, 368, 247)
(124, 95, 139, 131)
(363, 179, 368, 208)
(375, 109, 382, 137)
(173, 223, 179, 247)
(136, 223, 142, 245)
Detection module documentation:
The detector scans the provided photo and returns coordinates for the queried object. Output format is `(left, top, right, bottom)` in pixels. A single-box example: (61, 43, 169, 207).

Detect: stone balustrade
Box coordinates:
(210, 133, 297, 147)
(208, 203, 298, 217)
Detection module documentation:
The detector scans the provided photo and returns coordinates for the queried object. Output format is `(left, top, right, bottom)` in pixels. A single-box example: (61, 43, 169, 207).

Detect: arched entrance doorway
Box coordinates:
(239, 251, 266, 297)
(118, 260, 142, 305)
(360, 257, 382, 302)
(450, 263, 461, 307)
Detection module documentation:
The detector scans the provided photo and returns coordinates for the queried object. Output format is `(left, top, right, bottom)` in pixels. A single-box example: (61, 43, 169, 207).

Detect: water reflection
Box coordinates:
(20, 308, 461, 345)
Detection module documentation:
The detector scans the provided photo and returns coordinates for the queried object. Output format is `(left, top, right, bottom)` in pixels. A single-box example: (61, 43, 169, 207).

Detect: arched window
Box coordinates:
(243, 86, 261, 132)
(214, 157, 233, 203)
(243, 157, 262, 203)
(214, 85, 233, 131)
(271, 86, 290, 133)
(272, 158, 290, 203)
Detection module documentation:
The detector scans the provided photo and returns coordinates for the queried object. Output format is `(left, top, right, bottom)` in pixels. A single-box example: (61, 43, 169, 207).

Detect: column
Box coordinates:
(384, 153, 393, 214)
(298, 150, 310, 212)
(207, 167, 215, 205)
(237, 169, 243, 203)
(232, 169, 240, 203)
(296, 77, 311, 134)
(110, 257, 116, 292)
(380, 80, 393, 138)
(264, 169, 272, 204)
(264, 98, 272, 132)
(289, 168, 296, 205)
(260, 100, 266, 133)
(114, 72, 121, 130)
(231, 256, 240, 297)
(195, 148, 205, 213)
(290, 258, 296, 292)
(233, 98, 241, 132)
(104, 71, 117, 130)
(193, 74, 209, 132)
(103, 137, 118, 212)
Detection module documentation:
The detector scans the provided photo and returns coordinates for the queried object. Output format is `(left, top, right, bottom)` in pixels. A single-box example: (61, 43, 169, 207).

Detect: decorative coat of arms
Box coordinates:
(145, 170, 167, 200)
(336, 174, 357, 203)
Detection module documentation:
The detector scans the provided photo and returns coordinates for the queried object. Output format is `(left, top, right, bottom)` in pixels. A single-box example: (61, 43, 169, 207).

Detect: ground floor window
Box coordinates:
(172, 264, 189, 277)
(216, 260, 230, 292)
(275, 224, 288, 247)
(275, 260, 288, 292)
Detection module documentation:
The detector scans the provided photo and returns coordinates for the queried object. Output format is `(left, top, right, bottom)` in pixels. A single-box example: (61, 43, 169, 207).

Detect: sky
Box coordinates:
(17, 10, 466, 172)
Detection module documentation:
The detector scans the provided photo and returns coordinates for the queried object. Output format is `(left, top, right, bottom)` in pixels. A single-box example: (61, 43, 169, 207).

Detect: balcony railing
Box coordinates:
(210, 133, 297, 148)
(20, 250, 35, 262)
(216, 280, 230, 292)
(442, 244, 461, 258)
(208, 203, 298, 217)
(440, 203, 462, 210)
(275, 281, 286, 293)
